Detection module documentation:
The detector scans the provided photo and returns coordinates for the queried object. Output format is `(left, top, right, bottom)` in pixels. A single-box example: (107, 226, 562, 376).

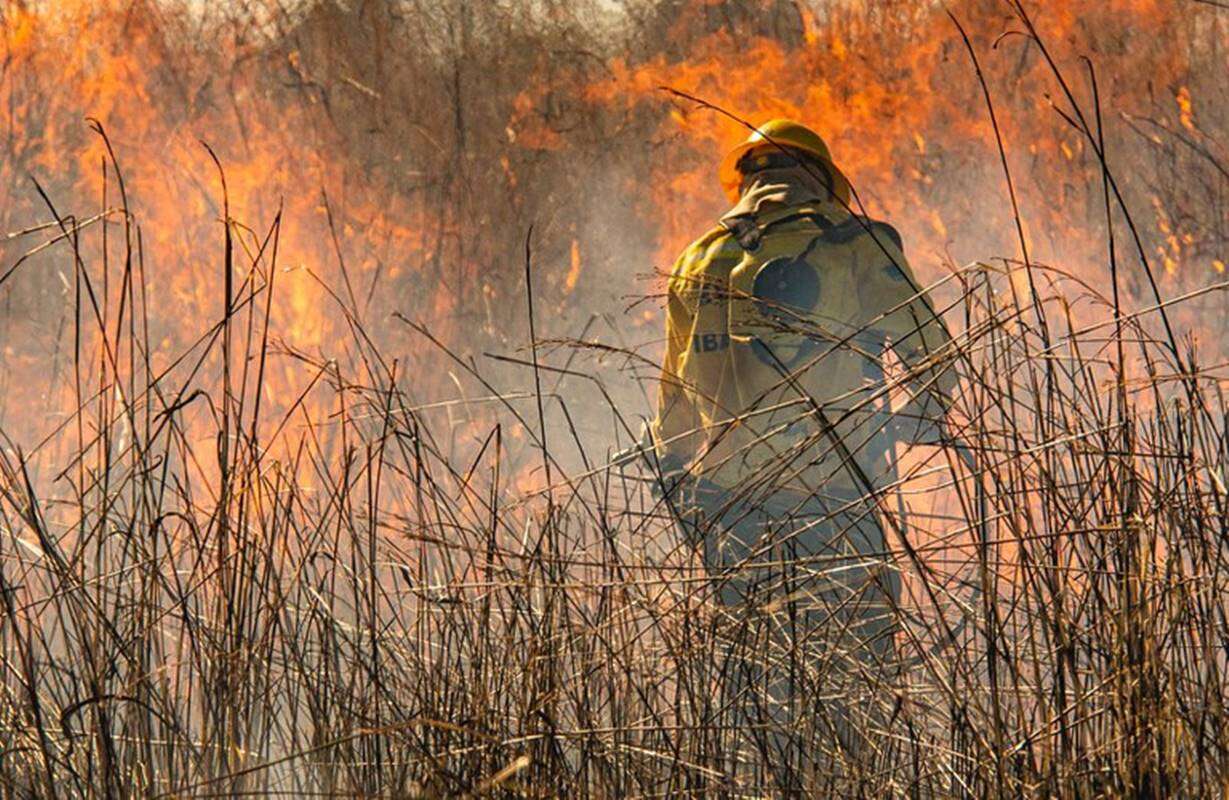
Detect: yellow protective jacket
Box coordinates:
(651, 172, 958, 504)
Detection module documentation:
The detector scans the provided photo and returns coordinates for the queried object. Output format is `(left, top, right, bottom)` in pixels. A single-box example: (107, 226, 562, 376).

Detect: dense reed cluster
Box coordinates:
(1, 1, 1227, 797)
(0, 154, 1227, 796)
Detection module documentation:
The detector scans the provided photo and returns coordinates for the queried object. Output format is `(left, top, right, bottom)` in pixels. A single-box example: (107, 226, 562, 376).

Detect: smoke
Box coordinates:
(1, 0, 1226, 471)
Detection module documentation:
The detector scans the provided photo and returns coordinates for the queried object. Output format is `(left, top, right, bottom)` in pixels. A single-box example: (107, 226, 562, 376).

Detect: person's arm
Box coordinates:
(649, 263, 701, 471)
(856, 232, 958, 444)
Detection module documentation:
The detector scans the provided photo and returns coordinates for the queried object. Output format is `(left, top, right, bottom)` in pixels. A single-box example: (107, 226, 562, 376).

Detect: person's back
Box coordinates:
(653, 119, 956, 511)
(642, 119, 960, 789)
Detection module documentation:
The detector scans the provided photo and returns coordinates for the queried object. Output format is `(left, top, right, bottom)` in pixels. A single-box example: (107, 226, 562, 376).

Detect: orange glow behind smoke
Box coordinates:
(0, 1, 455, 444)
(3, 2, 450, 347)
(0, 0, 1224, 460)
(567, 0, 1217, 278)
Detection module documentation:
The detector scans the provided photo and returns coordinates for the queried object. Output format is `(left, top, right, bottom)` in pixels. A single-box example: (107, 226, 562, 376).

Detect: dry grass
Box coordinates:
(1, 148, 1228, 799)
(0, 1, 1227, 798)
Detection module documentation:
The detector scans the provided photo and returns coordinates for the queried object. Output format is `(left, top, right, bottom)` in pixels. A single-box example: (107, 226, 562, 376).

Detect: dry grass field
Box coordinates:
(0, 1, 1227, 796)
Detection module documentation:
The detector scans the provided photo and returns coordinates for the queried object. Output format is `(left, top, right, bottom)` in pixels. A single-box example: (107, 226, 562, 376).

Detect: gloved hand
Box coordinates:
(612, 421, 657, 469)
(610, 426, 697, 500)
(613, 438, 686, 476)
(646, 453, 690, 498)
(613, 422, 687, 470)
(611, 442, 648, 468)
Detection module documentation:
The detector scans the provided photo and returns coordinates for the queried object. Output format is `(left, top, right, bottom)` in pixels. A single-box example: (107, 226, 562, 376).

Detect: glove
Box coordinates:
(609, 427, 699, 501)
(613, 421, 688, 473)
(612, 420, 659, 468)
(647, 453, 689, 500)
(611, 443, 648, 468)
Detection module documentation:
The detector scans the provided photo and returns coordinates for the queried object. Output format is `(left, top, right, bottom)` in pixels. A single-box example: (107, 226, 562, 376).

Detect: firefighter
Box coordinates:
(633, 118, 959, 775)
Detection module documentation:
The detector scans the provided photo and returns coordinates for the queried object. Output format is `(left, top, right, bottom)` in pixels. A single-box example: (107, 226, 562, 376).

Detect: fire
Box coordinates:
(1, 0, 1224, 460)
(0, 0, 462, 449)
(566, 0, 1221, 288)
(566, 239, 582, 294)
(1176, 86, 1196, 133)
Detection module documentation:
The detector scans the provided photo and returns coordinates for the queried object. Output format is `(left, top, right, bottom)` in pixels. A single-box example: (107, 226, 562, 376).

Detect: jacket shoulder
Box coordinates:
(824, 215, 903, 251)
(673, 225, 740, 275)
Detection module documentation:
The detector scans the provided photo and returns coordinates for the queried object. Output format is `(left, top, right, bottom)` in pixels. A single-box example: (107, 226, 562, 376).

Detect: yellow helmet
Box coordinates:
(718, 119, 851, 205)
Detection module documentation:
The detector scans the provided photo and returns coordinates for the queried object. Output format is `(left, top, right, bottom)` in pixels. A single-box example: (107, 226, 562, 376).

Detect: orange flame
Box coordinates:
(0, 0, 1222, 460)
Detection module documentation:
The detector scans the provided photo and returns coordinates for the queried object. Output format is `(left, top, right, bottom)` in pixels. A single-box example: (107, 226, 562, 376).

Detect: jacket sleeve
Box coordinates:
(856, 233, 959, 442)
(650, 257, 702, 468)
